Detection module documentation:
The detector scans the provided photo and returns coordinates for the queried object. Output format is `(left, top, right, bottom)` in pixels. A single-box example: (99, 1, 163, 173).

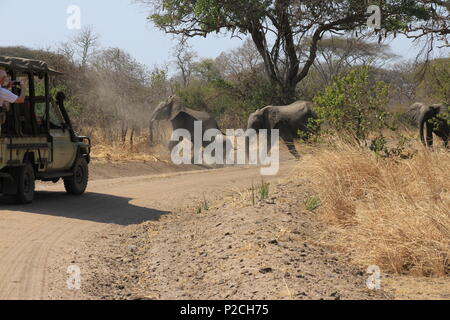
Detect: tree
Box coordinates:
(215, 38, 263, 81)
(403, 0, 449, 49)
(138, 0, 435, 103)
(172, 37, 197, 87)
(302, 37, 396, 86)
(59, 26, 100, 69)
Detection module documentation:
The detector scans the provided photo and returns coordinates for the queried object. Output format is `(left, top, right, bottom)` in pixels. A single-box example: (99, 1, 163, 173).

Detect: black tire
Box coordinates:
(16, 163, 35, 204)
(64, 157, 89, 195)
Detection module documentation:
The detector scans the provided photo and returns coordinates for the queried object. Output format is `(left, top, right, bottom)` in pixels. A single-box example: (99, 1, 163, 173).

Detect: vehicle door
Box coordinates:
(47, 101, 76, 171)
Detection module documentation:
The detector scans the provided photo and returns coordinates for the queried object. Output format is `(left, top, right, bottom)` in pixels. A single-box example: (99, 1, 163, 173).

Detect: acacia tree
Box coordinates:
(138, 0, 440, 103)
(403, 0, 449, 49)
(300, 36, 397, 88)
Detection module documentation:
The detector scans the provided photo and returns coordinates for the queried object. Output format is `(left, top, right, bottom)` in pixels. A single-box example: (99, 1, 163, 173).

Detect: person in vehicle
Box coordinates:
(0, 69, 26, 107)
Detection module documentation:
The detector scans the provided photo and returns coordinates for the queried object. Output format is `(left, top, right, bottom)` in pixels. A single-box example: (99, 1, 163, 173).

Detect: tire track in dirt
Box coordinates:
(0, 162, 297, 299)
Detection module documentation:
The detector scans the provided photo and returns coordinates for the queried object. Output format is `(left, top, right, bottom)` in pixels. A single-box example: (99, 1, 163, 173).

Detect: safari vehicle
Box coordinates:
(0, 56, 91, 204)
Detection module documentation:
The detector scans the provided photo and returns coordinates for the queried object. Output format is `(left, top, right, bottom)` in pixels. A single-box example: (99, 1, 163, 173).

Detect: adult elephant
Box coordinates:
(247, 101, 317, 159)
(408, 102, 449, 148)
(150, 95, 223, 155)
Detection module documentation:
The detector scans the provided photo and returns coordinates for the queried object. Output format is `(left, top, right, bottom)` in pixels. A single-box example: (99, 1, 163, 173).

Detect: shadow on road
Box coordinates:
(0, 191, 170, 226)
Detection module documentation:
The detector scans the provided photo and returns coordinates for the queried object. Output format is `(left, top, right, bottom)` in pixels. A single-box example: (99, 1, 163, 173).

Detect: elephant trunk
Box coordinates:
(419, 114, 426, 146)
(149, 120, 155, 145)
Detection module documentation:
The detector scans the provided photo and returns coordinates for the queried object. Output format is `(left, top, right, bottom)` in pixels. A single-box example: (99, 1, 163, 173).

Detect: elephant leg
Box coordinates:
(280, 128, 300, 159)
(190, 138, 203, 164)
(440, 132, 449, 149)
(426, 123, 434, 148)
(168, 139, 179, 152)
(435, 122, 449, 149)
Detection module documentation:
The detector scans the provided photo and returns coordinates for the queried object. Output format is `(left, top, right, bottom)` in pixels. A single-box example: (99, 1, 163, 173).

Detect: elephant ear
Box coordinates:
(408, 103, 425, 126)
(263, 107, 280, 129)
(169, 96, 186, 121)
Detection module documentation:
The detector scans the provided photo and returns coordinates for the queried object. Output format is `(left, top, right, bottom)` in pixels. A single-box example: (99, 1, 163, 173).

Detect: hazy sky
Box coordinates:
(1, 0, 448, 69)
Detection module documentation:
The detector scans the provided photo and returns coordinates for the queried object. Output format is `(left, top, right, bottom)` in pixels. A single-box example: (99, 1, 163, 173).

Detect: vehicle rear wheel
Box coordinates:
(64, 157, 89, 195)
(16, 163, 35, 204)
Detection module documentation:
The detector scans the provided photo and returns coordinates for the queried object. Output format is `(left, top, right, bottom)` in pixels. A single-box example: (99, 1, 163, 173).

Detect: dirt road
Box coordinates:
(0, 162, 297, 300)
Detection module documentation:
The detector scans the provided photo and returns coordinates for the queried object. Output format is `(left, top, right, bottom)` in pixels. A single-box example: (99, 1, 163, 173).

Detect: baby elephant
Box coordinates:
(247, 101, 317, 158)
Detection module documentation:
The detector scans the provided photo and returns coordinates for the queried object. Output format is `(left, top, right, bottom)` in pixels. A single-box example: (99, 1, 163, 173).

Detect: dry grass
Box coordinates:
(91, 143, 167, 163)
(84, 128, 170, 163)
(301, 138, 449, 277)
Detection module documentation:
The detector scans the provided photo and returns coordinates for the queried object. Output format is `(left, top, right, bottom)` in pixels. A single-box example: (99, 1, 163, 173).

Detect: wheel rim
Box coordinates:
(23, 171, 32, 195)
(75, 165, 84, 185)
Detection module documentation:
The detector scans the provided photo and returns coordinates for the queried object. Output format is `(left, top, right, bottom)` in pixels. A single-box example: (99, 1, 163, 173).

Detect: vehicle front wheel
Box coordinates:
(64, 157, 89, 195)
(16, 163, 35, 204)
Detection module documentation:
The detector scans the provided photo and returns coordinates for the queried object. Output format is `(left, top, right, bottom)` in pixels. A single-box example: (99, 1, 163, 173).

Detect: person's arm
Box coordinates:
(15, 84, 26, 103)
(0, 87, 18, 105)
(3, 82, 25, 103)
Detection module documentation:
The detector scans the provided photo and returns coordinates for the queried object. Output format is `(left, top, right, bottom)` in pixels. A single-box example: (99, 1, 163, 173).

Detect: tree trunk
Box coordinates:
(130, 127, 135, 150)
(280, 82, 297, 105)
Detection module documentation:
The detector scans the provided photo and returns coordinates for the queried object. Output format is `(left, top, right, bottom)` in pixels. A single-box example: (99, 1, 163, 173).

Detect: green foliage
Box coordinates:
(417, 58, 450, 103)
(249, 179, 270, 205)
(146, 0, 435, 103)
(429, 106, 450, 129)
(149, 0, 431, 37)
(370, 135, 416, 159)
(34, 82, 83, 119)
(175, 58, 285, 128)
(313, 65, 392, 145)
(196, 194, 210, 214)
(305, 196, 322, 212)
(258, 179, 270, 201)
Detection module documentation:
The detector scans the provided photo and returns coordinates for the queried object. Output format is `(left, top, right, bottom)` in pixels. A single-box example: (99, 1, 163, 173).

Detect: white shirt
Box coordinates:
(0, 87, 18, 106)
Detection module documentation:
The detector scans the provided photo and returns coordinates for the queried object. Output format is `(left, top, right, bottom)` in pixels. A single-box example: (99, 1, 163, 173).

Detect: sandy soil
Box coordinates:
(0, 155, 447, 300)
(0, 159, 295, 299)
(89, 159, 206, 180)
(77, 179, 388, 300)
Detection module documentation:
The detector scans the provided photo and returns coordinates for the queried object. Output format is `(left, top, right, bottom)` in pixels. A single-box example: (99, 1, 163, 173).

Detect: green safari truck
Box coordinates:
(0, 56, 91, 204)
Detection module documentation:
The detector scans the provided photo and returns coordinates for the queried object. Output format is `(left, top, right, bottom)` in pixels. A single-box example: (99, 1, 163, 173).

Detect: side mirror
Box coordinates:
(56, 91, 66, 103)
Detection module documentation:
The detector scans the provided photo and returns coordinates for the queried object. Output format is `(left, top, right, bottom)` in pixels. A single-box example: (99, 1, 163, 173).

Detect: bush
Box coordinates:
(313, 65, 392, 145)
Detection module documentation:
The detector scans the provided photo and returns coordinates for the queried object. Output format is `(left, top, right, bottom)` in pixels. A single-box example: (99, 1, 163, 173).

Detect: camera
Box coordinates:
(11, 81, 21, 86)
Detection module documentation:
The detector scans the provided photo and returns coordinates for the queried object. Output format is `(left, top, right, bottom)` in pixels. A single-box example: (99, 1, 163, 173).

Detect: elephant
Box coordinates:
(150, 95, 225, 161)
(247, 100, 318, 159)
(408, 102, 449, 148)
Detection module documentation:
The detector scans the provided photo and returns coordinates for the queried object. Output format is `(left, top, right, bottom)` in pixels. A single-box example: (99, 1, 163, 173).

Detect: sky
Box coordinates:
(1, 0, 448, 69)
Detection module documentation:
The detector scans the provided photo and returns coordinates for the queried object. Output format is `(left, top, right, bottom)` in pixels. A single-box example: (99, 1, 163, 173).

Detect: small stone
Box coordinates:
(259, 268, 273, 274)
(330, 291, 341, 300)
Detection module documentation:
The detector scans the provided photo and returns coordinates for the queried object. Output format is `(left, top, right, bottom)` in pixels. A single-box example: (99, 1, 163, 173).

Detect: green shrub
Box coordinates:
(314, 65, 392, 146)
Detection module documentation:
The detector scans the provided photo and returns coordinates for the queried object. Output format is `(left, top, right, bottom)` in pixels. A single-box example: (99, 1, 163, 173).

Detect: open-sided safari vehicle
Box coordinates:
(0, 56, 91, 204)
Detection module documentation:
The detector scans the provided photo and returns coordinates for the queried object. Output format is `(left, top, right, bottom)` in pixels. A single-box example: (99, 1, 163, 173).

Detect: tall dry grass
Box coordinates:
(85, 128, 169, 162)
(302, 139, 449, 277)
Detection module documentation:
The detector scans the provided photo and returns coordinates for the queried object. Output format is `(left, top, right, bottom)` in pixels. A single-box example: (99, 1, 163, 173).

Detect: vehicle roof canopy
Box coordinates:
(0, 56, 62, 76)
